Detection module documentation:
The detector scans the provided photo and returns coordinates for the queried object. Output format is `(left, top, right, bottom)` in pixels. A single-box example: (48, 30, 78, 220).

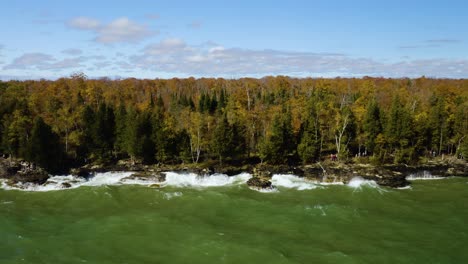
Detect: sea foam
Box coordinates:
(347, 176, 379, 188)
(271, 174, 318, 190)
(162, 172, 251, 187)
(406, 171, 444, 180)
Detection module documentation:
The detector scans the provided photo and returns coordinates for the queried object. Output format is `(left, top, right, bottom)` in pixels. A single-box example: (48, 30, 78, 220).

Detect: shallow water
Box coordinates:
(1, 173, 467, 263)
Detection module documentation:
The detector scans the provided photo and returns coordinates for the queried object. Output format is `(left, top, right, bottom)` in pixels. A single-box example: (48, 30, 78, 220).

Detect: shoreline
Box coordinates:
(1, 157, 466, 189)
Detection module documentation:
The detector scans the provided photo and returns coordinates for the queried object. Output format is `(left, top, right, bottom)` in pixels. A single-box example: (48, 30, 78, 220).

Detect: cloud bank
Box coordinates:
(67, 17, 155, 43)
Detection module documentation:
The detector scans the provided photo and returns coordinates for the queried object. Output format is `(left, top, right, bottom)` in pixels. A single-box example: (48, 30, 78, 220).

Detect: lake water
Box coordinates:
(1, 173, 467, 263)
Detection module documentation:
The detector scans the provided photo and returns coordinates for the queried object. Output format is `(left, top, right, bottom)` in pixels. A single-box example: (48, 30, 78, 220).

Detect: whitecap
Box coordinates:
(396, 186, 412, 190)
(249, 186, 278, 193)
(271, 174, 318, 190)
(406, 171, 444, 180)
(163, 191, 183, 200)
(347, 176, 379, 188)
(0, 172, 133, 192)
(162, 172, 251, 188)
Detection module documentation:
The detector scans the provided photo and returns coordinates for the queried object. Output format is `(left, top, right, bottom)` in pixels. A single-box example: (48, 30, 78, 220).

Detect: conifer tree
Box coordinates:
(363, 99, 382, 154)
(27, 117, 63, 173)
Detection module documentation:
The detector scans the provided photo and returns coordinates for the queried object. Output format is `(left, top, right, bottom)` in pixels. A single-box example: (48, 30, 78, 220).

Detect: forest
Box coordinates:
(0, 74, 466, 173)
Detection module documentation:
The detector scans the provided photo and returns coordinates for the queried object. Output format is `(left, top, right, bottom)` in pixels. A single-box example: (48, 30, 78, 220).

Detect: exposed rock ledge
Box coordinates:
(1, 157, 466, 189)
(0, 158, 49, 185)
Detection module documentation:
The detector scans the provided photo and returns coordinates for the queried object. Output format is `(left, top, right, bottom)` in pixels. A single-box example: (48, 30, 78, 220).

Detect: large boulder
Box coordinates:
(247, 177, 273, 189)
(0, 158, 49, 184)
(122, 171, 166, 182)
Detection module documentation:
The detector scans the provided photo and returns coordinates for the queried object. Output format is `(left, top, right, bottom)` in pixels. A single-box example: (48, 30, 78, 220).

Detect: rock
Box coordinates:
(252, 167, 272, 178)
(122, 171, 166, 182)
(247, 177, 273, 189)
(149, 184, 161, 188)
(70, 167, 91, 177)
(61, 182, 72, 188)
(12, 169, 49, 185)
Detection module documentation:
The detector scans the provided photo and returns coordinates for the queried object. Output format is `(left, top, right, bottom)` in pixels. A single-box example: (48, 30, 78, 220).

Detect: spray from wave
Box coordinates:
(271, 174, 319, 190)
(0, 172, 252, 192)
(406, 171, 444, 180)
(162, 172, 251, 187)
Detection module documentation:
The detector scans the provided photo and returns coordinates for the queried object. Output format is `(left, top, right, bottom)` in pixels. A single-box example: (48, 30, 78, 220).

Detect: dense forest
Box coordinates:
(0, 74, 466, 173)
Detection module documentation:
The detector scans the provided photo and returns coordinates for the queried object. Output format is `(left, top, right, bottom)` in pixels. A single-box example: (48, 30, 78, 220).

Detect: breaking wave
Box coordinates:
(347, 177, 379, 188)
(271, 174, 318, 190)
(162, 172, 251, 187)
(406, 171, 444, 180)
(0, 171, 252, 192)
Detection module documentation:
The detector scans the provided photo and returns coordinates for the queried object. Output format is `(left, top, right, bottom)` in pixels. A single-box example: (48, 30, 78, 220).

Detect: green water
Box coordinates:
(1, 178, 467, 264)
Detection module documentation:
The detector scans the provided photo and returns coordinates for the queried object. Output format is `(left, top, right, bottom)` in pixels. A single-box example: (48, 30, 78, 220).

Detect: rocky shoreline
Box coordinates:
(1, 157, 467, 190)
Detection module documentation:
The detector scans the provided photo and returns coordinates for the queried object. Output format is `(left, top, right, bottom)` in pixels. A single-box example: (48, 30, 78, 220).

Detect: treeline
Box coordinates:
(0, 74, 466, 172)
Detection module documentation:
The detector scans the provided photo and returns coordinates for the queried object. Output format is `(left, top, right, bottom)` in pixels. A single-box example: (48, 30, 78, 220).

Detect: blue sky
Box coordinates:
(0, 0, 467, 79)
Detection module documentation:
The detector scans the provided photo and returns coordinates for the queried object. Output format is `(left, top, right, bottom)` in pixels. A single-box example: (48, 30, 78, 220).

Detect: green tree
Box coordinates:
(386, 96, 414, 163)
(26, 117, 64, 173)
(298, 114, 321, 164)
(363, 99, 382, 154)
(259, 110, 295, 164)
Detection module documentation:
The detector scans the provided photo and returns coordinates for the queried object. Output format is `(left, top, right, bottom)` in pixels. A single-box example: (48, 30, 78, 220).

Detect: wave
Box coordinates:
(406, 171, 444, 180)
(347, 176, 379, 188)
(0, 171, 252, 192)
(271, 174, 319, 190)
(162, 172, 251, 187)
(0, 172, 134, 192)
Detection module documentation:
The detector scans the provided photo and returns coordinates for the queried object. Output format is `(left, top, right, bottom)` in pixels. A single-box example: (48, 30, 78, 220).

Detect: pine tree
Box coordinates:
(429, 96, 448, 155)
(211, 115, 235, 164)
(363, 99, 382, 154)
(259, 110, 296, 164)
(386, 96, 414, 163)
(298, 115, 321, 164)
(26, 117, 63, 173)
(114, 105, 127, 154)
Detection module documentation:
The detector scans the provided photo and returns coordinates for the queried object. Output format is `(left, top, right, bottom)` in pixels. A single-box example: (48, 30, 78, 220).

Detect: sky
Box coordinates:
(0, 0, 467, 80)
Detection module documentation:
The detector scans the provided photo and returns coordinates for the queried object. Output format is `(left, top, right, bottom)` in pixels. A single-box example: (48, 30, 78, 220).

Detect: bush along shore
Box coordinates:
(1, 156, 466, 189)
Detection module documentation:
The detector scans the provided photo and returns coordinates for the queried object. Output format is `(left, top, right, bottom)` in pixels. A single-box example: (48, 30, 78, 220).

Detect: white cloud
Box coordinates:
(68, 17, 100, 30)
(61, 48, 83, 55)
(128, 39, 468, 78)
(67, 17, 155, 44)
(4, 53, 55, 69)
(40, 57, 85, 70)
(143, 38, 187, 55)
(3, 53, 85, 70)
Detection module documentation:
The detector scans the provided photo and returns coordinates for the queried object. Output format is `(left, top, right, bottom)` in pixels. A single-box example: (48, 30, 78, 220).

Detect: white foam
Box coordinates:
(271, 174, 318, 190)
(406, 171, 444, 180)
(347, 176, 379, 188)
(0, 172, 133, 192)
(162, 172, 251, 187)
(163, 191, 183, 200)
(396, 186, 412, 190)
(249, 186, 278, 193)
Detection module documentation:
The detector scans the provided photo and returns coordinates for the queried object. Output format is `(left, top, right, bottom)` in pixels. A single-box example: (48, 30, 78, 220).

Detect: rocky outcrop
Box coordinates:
(247, 177, 273, 190)
(246, 167, 274, 190)
(122, 171, 166, 182)
(0, 158, 49, 184)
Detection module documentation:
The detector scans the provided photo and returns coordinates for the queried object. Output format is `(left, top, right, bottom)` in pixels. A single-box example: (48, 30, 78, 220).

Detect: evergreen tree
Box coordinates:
(79, 105, 95, 160)
(386, 96, 414, 163)
(259, 110, 296, 164)
(26, 117, 63, 173)
(211, 115, 236, 163)
(92, 103, 115, 161)
(298, 114, 321, 164)
(114, 104, 127, 154)
(363, 99, 382, 154)
(429, 96, 448, 155)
